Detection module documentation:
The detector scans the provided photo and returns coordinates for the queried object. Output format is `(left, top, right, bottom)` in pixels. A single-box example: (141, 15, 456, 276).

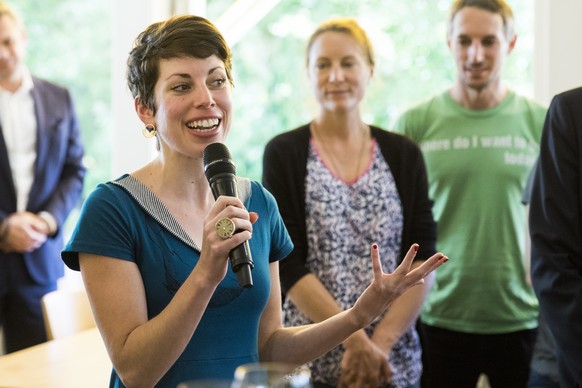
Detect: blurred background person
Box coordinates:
(0, 1, 85, 353)
(530, 86, 582, 388)
(263, 17, 437, 388)
(394, 0, 546, 386)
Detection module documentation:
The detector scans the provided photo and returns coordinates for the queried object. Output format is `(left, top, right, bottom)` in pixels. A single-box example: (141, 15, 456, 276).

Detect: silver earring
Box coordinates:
(142, 124, 157, 138)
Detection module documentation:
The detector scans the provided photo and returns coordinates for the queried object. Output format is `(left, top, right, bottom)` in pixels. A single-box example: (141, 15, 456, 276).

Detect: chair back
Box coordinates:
(41, 288, 97, 340)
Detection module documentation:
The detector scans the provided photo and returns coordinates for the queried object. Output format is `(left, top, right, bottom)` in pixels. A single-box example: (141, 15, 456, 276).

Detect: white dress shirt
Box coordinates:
(0, 70, 36, 212)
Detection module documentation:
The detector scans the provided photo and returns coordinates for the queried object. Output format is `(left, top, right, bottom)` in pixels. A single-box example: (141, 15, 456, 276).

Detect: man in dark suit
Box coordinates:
(0, 1, 85, 353)
(530, 86, 582, 387)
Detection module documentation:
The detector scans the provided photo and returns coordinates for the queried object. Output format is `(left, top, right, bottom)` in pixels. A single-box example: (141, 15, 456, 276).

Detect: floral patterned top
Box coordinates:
(282, 140, 422, 387)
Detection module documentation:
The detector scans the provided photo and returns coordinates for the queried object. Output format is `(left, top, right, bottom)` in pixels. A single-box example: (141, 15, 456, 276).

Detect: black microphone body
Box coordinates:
(203, 143, 253, 288)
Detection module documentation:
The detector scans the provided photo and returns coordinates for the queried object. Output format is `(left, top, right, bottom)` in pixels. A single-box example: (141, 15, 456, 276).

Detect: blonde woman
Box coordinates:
(263, 18, 437, 388)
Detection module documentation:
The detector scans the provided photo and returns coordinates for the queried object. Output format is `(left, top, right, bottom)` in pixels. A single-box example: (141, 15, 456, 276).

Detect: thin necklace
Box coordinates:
(310, 121, 369, 183)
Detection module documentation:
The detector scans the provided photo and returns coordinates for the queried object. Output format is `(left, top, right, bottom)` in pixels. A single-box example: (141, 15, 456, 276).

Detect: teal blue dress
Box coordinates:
(62, 175, 293, 387)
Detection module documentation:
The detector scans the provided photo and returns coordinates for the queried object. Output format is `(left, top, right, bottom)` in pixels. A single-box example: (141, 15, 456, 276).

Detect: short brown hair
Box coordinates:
(448, 0, 515, 39)
(305, 17, 374, 68)
(126, 15, 233, 113)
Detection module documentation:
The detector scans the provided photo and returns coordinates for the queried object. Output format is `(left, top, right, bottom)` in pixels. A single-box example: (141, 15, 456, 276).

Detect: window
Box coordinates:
(207, 0, 535, 180)
(17, 0, 112, 199)
(19, 0, 534, 184)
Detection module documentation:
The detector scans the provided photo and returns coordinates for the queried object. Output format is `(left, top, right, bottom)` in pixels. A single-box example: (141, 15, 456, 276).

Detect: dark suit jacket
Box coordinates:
(0, 76, 85, 285)
(530, 87, 582, 387)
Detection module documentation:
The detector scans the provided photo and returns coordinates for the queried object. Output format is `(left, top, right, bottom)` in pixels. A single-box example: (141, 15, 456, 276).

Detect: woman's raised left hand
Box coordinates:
(351, 243, 447, 328)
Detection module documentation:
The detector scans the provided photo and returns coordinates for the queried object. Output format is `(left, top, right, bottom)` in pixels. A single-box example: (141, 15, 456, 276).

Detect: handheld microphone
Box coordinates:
(203, 143, 254, 288)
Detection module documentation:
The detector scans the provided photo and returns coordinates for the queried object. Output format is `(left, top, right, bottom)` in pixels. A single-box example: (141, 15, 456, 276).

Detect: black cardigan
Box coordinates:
(262, 124, 437, 293)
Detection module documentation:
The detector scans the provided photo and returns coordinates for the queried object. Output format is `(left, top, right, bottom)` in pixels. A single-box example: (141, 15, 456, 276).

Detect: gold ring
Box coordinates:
(215, 218, 235, 239)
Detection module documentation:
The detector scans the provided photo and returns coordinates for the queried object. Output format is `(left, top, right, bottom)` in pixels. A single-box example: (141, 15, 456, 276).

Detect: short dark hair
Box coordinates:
(448, 0, 515, 39)
(126, 15, 233, 113)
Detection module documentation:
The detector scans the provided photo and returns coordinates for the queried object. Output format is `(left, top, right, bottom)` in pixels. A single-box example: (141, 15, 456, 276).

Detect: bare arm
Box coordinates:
(80, 196, 253, 387)
(286, 272, 390, 387)
(370, 263, 434, 352)
(80, 254, 217, 387)
(259, 244, 447, 366)
(286, 274, 342, 323)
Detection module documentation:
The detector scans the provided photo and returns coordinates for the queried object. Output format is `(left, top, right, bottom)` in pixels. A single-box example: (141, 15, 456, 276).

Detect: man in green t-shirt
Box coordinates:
(394, 1, 546, 386)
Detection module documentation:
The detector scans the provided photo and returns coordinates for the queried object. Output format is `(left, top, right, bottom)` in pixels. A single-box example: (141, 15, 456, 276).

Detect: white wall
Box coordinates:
(110, 0, 212, 175)
(110, 0, 169, 177)
(534, 0, 582, 105)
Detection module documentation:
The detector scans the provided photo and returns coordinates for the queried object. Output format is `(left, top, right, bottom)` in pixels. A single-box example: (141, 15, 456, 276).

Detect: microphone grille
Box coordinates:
(203, 143, 236, 179)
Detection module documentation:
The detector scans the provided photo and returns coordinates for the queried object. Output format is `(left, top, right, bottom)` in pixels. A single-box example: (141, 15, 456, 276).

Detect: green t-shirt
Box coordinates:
(394, 90, 546, 334)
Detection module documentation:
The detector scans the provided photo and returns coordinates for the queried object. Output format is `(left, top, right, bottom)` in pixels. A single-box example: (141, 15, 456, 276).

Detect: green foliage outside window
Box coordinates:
(208, 0, 534, 181)
(14, 0, 111, 201)
(16, 0, 533, 189)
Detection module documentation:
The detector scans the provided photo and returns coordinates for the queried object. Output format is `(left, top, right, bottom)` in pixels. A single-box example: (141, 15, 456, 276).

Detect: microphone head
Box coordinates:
(203, 143, 236, 181)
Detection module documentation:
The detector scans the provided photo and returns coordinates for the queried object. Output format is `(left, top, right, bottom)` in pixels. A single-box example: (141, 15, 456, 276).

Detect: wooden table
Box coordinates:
(0, 327, 111, 388)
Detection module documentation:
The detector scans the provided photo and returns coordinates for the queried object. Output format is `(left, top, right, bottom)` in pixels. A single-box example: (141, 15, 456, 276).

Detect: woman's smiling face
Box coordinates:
(150, 54, 232, 157)
(307, 31, 373, 114)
